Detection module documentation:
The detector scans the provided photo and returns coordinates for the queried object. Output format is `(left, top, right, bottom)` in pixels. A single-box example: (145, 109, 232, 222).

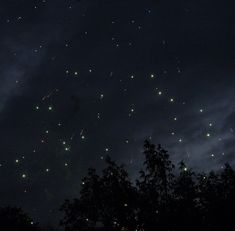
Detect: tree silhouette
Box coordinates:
(60, 140, 235, 231)
(171, 161, 201, 231)
(60, 156, 137, 231)
(99, 156, 137, 230)
(1, 141, 233, 230)
(60, 168, 101, 231)
(197, 164, 235, 230)
(0, 206, 39, 231)
(219, 164, 235, 230)
(136, 140, 175, 231)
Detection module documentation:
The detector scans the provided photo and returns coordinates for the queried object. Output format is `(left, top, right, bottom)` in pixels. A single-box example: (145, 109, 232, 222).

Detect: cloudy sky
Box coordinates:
(0, 0, 234, 225)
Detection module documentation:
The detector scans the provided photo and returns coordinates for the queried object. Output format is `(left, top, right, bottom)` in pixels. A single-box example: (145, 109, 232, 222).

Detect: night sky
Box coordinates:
(0, 0, 235, 225)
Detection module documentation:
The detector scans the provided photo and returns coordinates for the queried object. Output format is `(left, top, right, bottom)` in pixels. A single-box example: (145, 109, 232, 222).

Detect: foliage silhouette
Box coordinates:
(60, 156, 137, 231)
(60, 140, 235, 231)
(2, 141, 233, 231)
(0, 206, 39, 231)
(136, 140, 175, 231)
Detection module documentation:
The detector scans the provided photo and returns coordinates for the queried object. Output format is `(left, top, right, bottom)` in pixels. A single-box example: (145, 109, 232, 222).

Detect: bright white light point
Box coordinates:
(150, 74, 154, 78)
(65, 147, 70, 151)
(35, 106, 39, 110)
(124, 203, 128, 207)
(15, 159, 19, 163)
(30, 222, 34, 225)
(62, 141, 66, 145)
(65, 163, 68, 166)
(48, 106, 53, 111)
(200, 109, 203, 113)
(130, 75, 134, 79)
(211, 154, 215, 157)
(65, 70, 69, 74)
(46, 130, 49, 134)
(171, 132, 175, 135)
(89, 69, 92, 73)
(209, 123, 213, 127)
(179, 139, 182, 143)
(174, 117, 177, 121)
(131, 108, 134, 112)
(100, 94, 104, 99)
(74, 72, 78, 75)
(105, 148, 109, 152)
(158, 91, 162, 95)
(206, 133, 211, 137)
(170, 98, 174, 102)
(184, 167, 187, 171)
(46, 168, 50, 172)
(22, 174, 26, 178)
(81, 135, 85, 139)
